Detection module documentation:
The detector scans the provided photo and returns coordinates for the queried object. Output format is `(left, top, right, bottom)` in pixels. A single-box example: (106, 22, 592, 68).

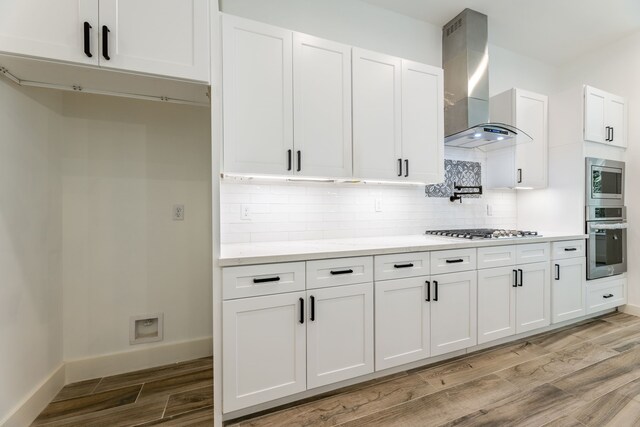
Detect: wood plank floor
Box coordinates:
(33, 311, 640, 426)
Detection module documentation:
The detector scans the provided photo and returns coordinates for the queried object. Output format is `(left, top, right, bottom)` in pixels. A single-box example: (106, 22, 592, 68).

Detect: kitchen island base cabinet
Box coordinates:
(223, 292, 306, 413)
(307, 283, 374, 389)
(430, 271, 477, 356)
(552, 258, 586, 323)
(375, 277, 430, 371)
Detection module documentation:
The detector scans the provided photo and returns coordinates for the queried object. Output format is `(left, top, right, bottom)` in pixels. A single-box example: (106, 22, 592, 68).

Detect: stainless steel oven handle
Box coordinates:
(589, 223, 628, 230)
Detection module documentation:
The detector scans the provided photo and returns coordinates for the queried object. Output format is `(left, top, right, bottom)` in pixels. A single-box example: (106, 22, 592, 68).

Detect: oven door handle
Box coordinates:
(589, 223, 628, 230)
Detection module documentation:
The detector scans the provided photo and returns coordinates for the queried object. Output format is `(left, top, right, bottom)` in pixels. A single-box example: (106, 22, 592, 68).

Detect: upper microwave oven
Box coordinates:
(586, 158, 625, 207)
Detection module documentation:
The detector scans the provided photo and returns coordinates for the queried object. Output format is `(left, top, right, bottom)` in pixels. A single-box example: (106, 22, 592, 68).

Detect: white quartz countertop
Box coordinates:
(219, 233, 588, 267)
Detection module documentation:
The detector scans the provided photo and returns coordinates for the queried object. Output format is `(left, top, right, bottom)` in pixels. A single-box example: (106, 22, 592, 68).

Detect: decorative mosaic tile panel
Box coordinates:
(425, 160, 482, 198)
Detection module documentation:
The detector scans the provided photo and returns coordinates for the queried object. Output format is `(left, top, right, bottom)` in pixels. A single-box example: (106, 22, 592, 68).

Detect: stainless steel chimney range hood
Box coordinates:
(442, 9, 532, 150)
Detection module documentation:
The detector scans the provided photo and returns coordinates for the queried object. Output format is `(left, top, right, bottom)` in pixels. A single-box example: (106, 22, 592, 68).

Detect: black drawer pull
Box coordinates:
(564, 248, 578, 252)
(445, 259, 464, 264)
(603, 294, 614, 299)
(394, 263, 414, 269)
(330, 269, 354, 275)
(253, 276, 280, 284)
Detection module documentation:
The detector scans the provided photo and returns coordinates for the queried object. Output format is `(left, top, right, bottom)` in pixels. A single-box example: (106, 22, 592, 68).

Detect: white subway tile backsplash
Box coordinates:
(220, 177, 518, 244)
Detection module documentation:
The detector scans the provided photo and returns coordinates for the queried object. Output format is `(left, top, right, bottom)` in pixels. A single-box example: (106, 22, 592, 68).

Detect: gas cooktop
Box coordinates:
(426, 229, 540, 240)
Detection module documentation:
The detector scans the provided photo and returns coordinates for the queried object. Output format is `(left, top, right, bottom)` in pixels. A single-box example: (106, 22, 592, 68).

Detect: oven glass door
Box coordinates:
(591, 166, 623, 200)
(588, 222, 627, 279)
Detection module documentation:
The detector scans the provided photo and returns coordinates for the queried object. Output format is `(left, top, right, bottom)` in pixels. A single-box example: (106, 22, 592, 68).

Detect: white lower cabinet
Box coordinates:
(430, 271, 478, 356)
(223, 292, 307, 413)
(551, 257, 586, 323)
(516, 262, 551, 333)
(307, 283, 374, 389)
(477, 267, 517, 344)
(375, 277, 430, 370)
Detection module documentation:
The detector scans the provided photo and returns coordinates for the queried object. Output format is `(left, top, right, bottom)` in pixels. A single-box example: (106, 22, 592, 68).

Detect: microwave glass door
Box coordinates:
(592, 166, 623, 199)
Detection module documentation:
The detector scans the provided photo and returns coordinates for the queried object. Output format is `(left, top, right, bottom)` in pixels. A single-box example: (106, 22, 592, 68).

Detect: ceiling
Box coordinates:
(361, 0, 640, 65)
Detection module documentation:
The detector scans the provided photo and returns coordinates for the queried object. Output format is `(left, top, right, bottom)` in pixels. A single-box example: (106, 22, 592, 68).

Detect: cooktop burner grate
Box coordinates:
(425, 229, 540, 240)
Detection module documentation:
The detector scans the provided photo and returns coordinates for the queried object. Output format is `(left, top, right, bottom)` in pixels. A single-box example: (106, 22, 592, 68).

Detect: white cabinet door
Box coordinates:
(606, 95, 626, 148)
(293, 34, 352, 177)
(401, 60, 444, 184)
(584, 85, 607, 144)
(477, 267, 517, 345)
(223, 292, 306, 412)
(307, 283, 373, 388)
(98, 0, 209, 81)
(515, 89, 548, 188)
(353, 48, 402, 181)
(0, 0, 98, 65)
(375, 277, 430, 370)
(222, 15, 293, 175)
(552, 258, 586, 323)
(516, 262, 550, 334)
(430, 271, 477, 356)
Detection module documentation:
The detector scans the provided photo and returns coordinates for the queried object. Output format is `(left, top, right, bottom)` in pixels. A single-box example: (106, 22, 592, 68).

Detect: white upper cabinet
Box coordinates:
(487, 89, 548, 189)
(401, 60, 444, 184)
(0, 0, 99, 65)
(222, 15, 294, 175)
(584, 85, 627, 148)
(98, 0, 210, 82)
(293, 34, 352, 178)
(352, 48, 403, 181)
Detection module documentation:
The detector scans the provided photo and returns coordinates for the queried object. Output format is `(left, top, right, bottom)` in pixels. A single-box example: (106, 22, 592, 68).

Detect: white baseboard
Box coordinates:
(65, 336, 213, 383)
(1, 364, 65, 427)
(621, 304, 640, 317)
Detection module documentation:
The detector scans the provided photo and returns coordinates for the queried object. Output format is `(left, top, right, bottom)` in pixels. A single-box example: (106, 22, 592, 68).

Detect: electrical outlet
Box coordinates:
(375, 198, 382, 212)
(173, 204, 185, 221)
(241, 204, 251, 220)
(486, 204, 493, 216)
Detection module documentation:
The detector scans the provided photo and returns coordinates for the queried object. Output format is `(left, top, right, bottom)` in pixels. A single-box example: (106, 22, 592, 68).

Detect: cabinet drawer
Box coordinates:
(223, 262, 306, 300)
(374, 252, 430, 281)
(477, 246, 517, 269)
(516, 242, 550, 264)
(586, 277, 627, 314)
(552, 240, 586, 260)
(430, 248, 477, 275)
(306, 257, 373, 289)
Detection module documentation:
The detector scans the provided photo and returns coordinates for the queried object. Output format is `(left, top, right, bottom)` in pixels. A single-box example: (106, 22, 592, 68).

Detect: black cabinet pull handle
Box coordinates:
(425, 280, 430, 302)
(404, 159, 409, 177)
(564, 248, 577, 252)
(287, 149, 292, 171)
(518, 269, 523, 287)
(397, 158, 402, 177)
(611, 127, 614, 142)
(309, 295, 315, 321)
(102, 25, 111, 60)
(555, 264, 560, 281)
(433, 280, 438, 301)
(445, 259, 464, 264)
(603, 294, 614, 299)
(393, 263, 414, 269)
(605, 126, 610, 141)
(83, 22, 93, 57)
(299, 298, 304, 324)
(296, 150, 301, 172)
(513, 270, 518, 288)
(253, 276, 280, 284)
(330, 269, 353, 275)
(517, 168, 523, 184)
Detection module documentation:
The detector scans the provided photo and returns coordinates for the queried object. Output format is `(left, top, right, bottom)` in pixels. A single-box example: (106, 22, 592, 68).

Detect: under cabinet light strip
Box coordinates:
(221, 173, 428, 186)
(0, 66, 209, 107)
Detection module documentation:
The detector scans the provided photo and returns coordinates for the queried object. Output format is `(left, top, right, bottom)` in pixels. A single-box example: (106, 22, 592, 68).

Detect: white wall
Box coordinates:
(0, 80, 63, 422)
(60, 93, 213, 361)
(489, 45, 558, 96)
